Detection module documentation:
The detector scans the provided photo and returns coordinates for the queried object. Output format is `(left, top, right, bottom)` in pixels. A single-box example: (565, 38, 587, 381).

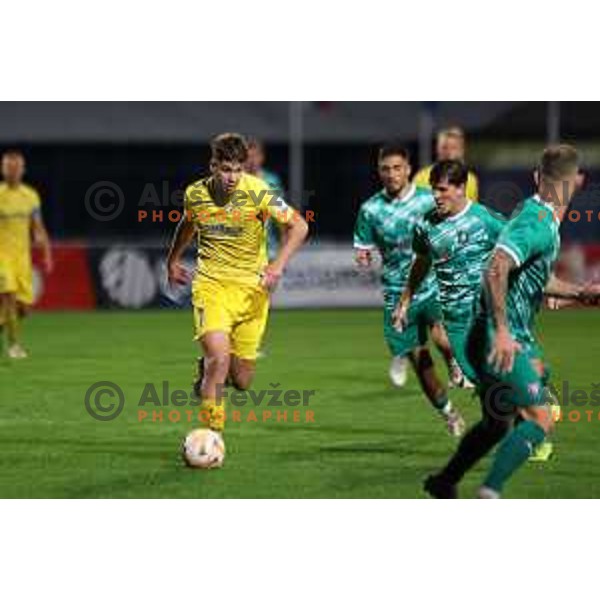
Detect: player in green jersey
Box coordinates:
(394, 160, 558, 461)
(246, 138, 285, 261)
(393, 161, 504, 385)
(423, 145, 599, 498)
(354, 144, 466, 436)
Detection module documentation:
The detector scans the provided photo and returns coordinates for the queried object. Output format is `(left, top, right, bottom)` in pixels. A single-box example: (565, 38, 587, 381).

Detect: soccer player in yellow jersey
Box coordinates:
(0, 150, 53, 359)
(413, 127, 479, 201)
(166, 133, 308, 440)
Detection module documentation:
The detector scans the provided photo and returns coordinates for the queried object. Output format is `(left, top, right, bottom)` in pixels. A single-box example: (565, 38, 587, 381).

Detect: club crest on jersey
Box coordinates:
(528, 382, 541, 400)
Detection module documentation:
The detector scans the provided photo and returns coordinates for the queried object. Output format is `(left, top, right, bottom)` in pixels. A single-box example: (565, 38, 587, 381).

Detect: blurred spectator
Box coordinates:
(575, 166, 589, 192)
(245, 137, 284, 260)
(246, 137, 284, 194)
(413, 126, 479, 201)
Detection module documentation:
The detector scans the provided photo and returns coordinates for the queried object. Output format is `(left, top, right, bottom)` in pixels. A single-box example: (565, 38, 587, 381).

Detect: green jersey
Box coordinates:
(261, 169, 285, 260)
(414, 201, 505, 325)
(487, 195, 561, 343)
(354, 185, 437, 301)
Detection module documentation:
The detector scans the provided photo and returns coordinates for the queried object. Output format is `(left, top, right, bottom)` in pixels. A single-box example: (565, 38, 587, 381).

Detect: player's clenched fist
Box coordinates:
(261, 262, 284, 291)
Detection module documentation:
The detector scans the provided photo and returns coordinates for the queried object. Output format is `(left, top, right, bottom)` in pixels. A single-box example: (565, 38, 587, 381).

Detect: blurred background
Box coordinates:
(7, 101, 599, 310)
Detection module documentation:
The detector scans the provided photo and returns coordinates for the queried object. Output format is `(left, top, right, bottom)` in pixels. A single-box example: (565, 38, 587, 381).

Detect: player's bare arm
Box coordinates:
(392, 252, 431, 331)
(485, 248, 522, 373)
(545, 272, 600, 304)
(261, 214, 308, 290)
(31, 213, 53, 274)
(166, 216, 195, 286)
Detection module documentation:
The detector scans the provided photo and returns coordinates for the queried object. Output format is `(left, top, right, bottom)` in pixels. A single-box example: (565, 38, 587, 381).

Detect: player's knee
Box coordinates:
(523, 405, 554, 434)
(430, 322, 448, 348)
(410, 347, 434, 371)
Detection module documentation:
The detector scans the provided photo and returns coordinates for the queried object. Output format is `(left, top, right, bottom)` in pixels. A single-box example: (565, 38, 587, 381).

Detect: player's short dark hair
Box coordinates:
(429, 160, 469, 187)
(2, 149, 25, 161)
(210, 133, 249, 163)
(538, 144, 578, 182)
(378, 143, 410, 163)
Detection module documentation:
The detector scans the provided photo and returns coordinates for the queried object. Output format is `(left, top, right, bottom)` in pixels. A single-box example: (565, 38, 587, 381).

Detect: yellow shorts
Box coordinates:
(0, 257, 33, 304)
(191, 278, 270, 360)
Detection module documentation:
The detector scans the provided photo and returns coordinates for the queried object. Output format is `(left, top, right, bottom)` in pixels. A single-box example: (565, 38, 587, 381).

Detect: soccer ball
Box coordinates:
(182, 429, 225, 469)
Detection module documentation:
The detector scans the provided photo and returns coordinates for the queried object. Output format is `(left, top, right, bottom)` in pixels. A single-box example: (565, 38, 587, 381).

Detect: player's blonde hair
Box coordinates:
(437, 126, 465, 143)
(539, 144, 579, 182)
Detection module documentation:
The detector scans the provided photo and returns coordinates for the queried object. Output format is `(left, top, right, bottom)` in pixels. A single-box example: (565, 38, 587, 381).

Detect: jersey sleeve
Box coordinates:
(264, 170, 284, 193)
(184, 182, 206, 223)
(495, 209, 551, 267)
(259, 193, 296, 225)
(480, 206, 506, 242)
(353, 204, 375, 249)
(29, 189, 41, 217)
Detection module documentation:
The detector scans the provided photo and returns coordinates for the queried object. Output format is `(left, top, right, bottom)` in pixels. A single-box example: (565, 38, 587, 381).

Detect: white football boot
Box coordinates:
(7, 344, 28, 359)
(389, 356, 408, 388)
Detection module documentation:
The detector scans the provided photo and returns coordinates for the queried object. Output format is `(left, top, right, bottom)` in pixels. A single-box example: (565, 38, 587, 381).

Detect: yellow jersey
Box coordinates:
(413, 165, 479, 201)
(0, 182, 41, 264)
(184, 173, 295, 286)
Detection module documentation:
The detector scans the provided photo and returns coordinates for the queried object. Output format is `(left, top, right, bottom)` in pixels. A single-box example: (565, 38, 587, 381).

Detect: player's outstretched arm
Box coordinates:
(166, 216, 195, 286)
(484, 249, 522, 373)
(545, 274, 600, 307)
(31, 214, 53, 273)
(262, 213, 309, 290)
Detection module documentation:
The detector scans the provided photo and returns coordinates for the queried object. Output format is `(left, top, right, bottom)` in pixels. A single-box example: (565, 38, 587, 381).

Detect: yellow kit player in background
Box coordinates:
(0, 150, 53, 358)
(413, 126, 479, 201)
(167, 133, 309, 439)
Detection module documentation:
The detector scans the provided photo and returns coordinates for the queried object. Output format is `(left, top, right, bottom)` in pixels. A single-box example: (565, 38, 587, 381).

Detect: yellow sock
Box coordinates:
(200, 398, 225, 432)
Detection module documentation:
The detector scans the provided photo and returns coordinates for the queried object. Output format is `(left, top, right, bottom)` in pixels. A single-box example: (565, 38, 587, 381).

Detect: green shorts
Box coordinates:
(383, 292, 442, 358)
(466, 317, 546, 408)
(445, 321, 478, 384)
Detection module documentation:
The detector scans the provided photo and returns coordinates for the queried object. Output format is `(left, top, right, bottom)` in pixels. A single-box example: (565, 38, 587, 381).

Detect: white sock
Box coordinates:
(438, 399, 453, 417)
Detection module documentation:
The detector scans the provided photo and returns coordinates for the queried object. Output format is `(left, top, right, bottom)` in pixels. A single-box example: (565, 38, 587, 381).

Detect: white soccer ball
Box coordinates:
(182, 429, 225, 469)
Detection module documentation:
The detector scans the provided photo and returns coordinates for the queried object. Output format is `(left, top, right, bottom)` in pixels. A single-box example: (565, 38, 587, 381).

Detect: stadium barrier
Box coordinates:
(31, 242, 600, 310)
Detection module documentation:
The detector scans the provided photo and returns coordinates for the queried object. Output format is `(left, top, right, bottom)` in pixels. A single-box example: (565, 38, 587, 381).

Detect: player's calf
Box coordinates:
(480, 404, 551, 498)
(1, 292, 27, 358)
(199, 332, 233, 432)
(409, 346, 465, 437)
(228, 355, 256, 391)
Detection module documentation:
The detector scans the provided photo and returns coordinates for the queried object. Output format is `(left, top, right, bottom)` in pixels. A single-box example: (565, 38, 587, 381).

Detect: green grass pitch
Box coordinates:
(1, 308, 599, 498)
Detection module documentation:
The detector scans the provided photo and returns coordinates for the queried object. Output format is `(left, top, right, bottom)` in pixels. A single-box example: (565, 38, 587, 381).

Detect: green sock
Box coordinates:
(484, 420, 545, 493)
